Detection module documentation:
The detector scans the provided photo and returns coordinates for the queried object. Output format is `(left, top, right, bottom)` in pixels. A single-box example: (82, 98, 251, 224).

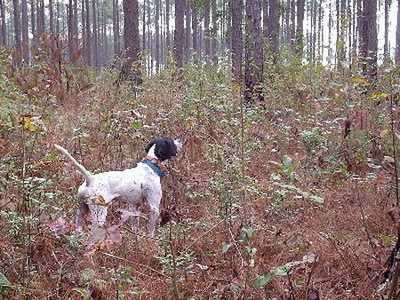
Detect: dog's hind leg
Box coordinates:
(88, 203, 108, 228)
(75, 202, 90, 232)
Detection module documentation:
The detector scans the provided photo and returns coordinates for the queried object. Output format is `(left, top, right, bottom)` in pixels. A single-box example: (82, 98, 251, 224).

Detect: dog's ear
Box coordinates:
(146, 138, 180, 161)
(155, 138, 177, 161)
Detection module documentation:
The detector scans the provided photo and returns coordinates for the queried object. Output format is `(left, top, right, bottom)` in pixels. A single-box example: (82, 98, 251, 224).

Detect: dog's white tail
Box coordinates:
(54, 144, 92, 185)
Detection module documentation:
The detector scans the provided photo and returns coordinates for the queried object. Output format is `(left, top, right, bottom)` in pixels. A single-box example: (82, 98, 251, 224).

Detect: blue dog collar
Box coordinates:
(141, 159, 167, 177)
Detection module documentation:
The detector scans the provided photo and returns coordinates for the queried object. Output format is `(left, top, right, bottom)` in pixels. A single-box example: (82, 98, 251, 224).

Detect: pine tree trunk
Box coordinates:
(231, 0, 243, 82)
(285, 0, 290, 45)
(82, 0, 86, 62)
(155, 0, 160, 71)
(268, 0, 279, 57)
(384, 0, 390, 63)
(366, 0, 377, 78)
(262, 0, 268, 43)
(56, 1, 60, 34)
(192, 4, 198, 61)
(21, 0, 29, 63)
(0, 0, 6, 46)
(141, 0, 145, 54)
(68, 0, 73, 60)
(147, 2, 151, 73)
(211, 0, 217, 64)
(13, 0, 22, 66)
(166, 0, 170, 53)
(396, 0, 400, 64)
(328, 1, 332, 65)
(121, 0, 140, 81)
(185, 3, 191, 62)
(38, 0, 44, 35)
(359, 0, 377, 78)
(225, 0, 231, 52)
(85, 0, 91, 65)
(318, 0, 322, 61)
(92, 0, 98, 67)
(295, 0, 305, 58)
(312, 0, 317, 63)
(174, 0, 184, 70)
(204, 0, 211, 61)
(244, 0, 263, 102)
(49, 0, 53, 34)
(352, 0, 357, 58)
(347, 0, 351, 64)
(290, 0, 295, 48)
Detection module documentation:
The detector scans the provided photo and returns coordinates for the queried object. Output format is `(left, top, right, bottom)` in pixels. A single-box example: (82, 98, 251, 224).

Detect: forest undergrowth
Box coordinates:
(1, 48, 400, 299)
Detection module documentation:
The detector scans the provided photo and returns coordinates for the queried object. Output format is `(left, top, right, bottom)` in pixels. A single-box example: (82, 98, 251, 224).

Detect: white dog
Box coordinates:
(55, 138, 182, 236)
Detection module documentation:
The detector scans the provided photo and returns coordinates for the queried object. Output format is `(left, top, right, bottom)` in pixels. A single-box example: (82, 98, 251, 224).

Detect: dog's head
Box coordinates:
(145, 137, 182, 161)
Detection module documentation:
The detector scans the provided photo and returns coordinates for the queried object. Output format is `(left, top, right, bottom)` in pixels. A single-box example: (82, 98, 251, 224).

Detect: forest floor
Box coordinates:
(1, 52, 400, 299)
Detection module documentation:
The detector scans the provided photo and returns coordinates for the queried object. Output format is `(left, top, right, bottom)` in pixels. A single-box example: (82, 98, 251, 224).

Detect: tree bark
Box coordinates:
(92, 0, 98, 67)
(268, 0, 279, 57)
(328, 1, 333, 65)
(262, 0, 268, 43)
(384, 0, 390, 63)
(244, 0, 263, 102)
(290, 0, 295, 48)
(49, 0, 54, 34)
(21, 0, 29, 63)
(211, 0, 217, 64)
(166, 0, 170, 53)
(141, 0, 145, 54)
(174, 0, 184, 70)
(185, 2, 191, 62)
(231, 0, 243, 82)
(359, 0, 377, 78)
(192, 3, 198, 62)
(396, 0, 400, 64)
(13, 0, 22, 66)
(295, 0, 305, 58)
(120, 0, 140, 81)
(0, 0, 6, 46)
(85, 0, 91, 65)
(56, 0, 60, 34)
(204, 0, 211, 61)
(155, 0, 160, 71)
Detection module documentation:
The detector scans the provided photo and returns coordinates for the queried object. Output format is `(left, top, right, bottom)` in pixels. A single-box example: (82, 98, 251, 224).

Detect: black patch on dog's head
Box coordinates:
(145, 138, 178, 161)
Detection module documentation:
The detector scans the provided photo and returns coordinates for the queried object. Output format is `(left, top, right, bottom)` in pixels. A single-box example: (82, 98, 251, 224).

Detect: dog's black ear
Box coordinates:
(146, 138, 178, 161)
(155, 138, 178, 161)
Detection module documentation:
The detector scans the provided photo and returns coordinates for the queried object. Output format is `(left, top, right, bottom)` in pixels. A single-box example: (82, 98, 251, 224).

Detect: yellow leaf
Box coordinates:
(370, 91, 390, 101)
(351, 76, 370, 87)
(20, 116, 40, 133)
(380, 129, 389, 138)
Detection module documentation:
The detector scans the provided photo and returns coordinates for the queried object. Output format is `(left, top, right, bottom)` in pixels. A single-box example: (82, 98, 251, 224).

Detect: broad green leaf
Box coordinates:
(309, 195, 324, 204)
(222, 242, 232, 254)
(0, 272, 11, 287)
(253, 272, 273, 288)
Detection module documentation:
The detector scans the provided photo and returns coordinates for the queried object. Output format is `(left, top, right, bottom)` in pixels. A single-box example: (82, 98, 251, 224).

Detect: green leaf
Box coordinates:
(253, 272, 273, 288)
(309, 195, 324, 204)
(222, 242, 232, 254)
(238, 226, 256, 243)
(0, 272, 12, 288)
(71, 288, 91, 299)
(131, 120, 142, 129)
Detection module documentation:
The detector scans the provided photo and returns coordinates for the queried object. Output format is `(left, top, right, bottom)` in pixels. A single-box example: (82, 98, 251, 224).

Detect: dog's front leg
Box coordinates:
(146, 189, 162, 237)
